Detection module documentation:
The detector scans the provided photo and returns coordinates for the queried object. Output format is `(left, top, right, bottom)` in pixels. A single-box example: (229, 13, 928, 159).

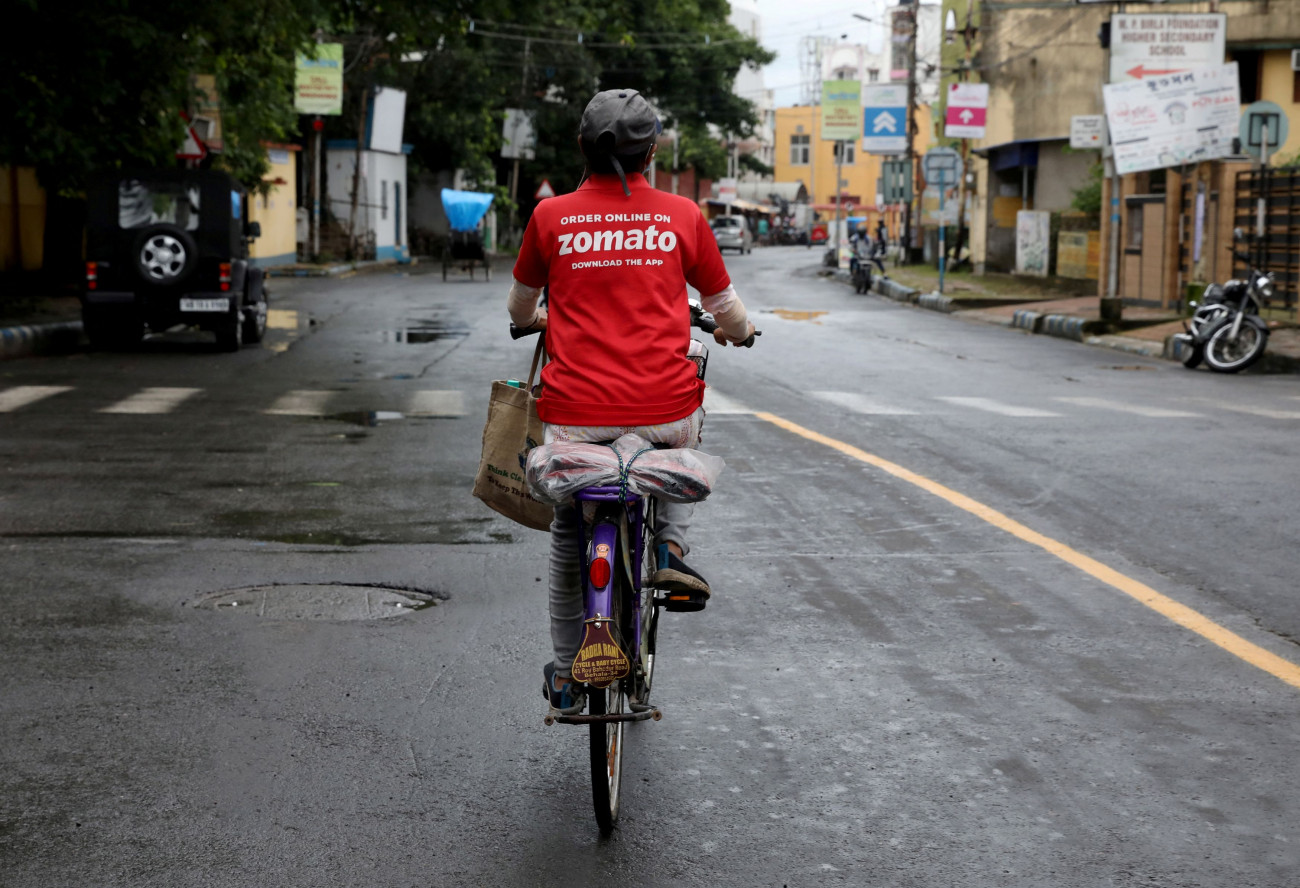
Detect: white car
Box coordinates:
(711, 216, 753, 254)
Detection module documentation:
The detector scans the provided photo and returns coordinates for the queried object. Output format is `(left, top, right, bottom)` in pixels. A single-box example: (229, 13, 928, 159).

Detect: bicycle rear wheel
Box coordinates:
(587, 679, 626, 835)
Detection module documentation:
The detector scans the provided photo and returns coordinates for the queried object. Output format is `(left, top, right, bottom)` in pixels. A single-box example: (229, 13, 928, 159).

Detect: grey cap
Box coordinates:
(580, 89, 661, 155)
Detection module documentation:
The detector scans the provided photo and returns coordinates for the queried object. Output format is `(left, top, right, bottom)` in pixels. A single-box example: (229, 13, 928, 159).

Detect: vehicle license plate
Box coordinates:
(180, 298, 230, 312)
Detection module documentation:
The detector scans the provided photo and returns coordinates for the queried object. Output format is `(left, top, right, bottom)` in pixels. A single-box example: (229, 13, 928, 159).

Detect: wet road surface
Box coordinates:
(3, 250, 1300, 886)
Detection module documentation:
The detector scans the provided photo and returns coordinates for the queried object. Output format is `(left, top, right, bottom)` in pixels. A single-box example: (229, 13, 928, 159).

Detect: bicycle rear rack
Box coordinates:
(545, 706, 662, 726)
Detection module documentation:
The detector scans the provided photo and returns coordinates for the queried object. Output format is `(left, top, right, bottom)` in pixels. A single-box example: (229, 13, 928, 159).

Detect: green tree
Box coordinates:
(1071, 161, 1103, 219)
(2, 0, 324, 193)
(328, 1, 773, 205)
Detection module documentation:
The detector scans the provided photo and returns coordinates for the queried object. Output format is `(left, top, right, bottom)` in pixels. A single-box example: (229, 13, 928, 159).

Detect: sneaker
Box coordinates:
(651, 545, 711, 612)
(542, 662, 585, 715)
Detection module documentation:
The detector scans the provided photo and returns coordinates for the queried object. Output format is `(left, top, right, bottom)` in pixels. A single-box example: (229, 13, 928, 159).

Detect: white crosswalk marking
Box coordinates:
(264, 390, 335, 416)
(99, 387, 202, 415)
(1196, 400, 1300, 420)
(1055, 397, 1203, 418)
(703, 388, 753, 415)
(811, 391, 919, 415)
(408, 390, 465, 417)
(0, 386, 73, 412)
(936, 396, 1062, 418)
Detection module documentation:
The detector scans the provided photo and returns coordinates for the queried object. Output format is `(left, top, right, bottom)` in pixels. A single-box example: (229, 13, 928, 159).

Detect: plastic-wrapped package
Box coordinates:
(526, 433, 725, 506)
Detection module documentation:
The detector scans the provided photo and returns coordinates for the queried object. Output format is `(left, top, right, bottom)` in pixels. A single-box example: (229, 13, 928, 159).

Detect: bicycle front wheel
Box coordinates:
(588, 680, 627, 835)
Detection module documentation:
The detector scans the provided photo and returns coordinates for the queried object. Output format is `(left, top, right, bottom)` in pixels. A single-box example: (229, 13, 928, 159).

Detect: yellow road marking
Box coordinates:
(755, 411, 1300, 690)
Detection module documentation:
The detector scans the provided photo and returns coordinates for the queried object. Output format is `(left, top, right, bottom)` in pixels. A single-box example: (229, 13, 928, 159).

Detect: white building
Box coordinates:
(324, 88, 411, 263)
(818, 4, 942, 105)
(327, 142, 410, 262)
(729, 0, 776, 180)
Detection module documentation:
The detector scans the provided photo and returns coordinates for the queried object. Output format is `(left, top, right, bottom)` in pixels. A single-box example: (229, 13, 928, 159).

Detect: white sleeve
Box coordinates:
(507, 278, 546, 327)
(701, 284, 750, 341)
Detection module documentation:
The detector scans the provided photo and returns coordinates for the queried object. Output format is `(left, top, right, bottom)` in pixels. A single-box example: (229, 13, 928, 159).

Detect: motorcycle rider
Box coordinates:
(506, 88, 756, 713)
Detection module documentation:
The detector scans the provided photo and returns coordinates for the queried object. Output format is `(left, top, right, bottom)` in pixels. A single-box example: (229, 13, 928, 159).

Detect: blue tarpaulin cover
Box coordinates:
(441, 189, 494, 232)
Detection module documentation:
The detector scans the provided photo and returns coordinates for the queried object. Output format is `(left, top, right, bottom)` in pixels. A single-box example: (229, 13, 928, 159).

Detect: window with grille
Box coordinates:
(791, 134, 810, 165)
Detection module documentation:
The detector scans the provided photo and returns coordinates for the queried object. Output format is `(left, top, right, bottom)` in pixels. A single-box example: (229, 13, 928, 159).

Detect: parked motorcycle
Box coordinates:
(1174, 229, 1275, 373)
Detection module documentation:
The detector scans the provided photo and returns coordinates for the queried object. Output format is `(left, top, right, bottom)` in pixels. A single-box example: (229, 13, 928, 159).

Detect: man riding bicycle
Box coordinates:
(507, 89, 755, 714)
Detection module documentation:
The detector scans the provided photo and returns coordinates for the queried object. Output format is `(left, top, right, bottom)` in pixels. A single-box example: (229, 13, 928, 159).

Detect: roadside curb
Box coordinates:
(856, 271, 1202, 366)
(264, 257, 415, 278)
(0, 320, 84, 361)
(265, 263, 356, 278)
(916, 291, 957, 313)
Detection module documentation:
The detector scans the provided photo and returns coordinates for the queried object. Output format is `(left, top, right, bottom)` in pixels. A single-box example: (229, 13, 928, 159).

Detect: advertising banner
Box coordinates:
(295, 44, 344, 115)
(1015, 211, 1051, 277)
(1102, 62, 1239, 175)
(821, 80, 862, 142)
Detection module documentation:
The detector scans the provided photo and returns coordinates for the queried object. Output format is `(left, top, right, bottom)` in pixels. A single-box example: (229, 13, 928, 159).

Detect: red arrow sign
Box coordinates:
(1126, 64, 1184, 79)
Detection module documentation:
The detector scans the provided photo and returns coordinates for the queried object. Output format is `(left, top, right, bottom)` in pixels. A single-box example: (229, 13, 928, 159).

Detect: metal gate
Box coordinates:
(1233, 168, 1299, 312)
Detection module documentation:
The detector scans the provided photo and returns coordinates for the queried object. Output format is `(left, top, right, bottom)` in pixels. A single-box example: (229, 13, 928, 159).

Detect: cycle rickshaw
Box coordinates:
(440, 188, 494, 281)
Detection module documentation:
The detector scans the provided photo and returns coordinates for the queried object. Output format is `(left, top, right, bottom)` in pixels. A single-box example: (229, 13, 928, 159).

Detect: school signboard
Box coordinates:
(1108, 14, 1225, 83)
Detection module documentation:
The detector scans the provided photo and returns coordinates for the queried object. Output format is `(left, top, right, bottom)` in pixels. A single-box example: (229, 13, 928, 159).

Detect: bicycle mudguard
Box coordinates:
(571, 617, 630, 689)
(572, 520, 630, 689)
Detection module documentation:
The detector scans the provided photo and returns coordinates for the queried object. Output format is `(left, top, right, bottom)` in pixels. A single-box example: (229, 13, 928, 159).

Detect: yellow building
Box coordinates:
(773, 103, 934, 240)
(248, 145, 300, 268)
(0, 167, 45, 272)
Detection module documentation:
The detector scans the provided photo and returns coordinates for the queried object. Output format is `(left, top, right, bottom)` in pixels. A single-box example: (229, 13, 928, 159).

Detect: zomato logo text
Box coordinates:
(557, 226, 678, 256)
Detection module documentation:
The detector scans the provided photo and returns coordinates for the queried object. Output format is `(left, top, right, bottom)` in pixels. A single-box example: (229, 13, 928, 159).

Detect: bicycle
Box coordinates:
(512, 305, 756, 835)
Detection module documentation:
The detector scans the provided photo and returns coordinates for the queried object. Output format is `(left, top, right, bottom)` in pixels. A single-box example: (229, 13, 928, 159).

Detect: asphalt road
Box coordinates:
(3, 246, 1299, 887)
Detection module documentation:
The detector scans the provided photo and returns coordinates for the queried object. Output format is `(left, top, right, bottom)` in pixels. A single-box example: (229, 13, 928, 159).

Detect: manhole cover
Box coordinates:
(191, 584, 439, 621)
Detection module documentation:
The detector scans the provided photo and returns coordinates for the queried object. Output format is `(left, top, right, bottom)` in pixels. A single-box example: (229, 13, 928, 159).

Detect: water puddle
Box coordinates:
(263, 309, 312, 354)
(382, 316, 470, 344)
(324, 410, 405, 426)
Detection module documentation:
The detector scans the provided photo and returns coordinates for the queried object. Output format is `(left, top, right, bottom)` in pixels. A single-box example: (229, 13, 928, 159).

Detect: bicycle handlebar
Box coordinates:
(690, 305, 760, 347)
(510, 312, 760, 346)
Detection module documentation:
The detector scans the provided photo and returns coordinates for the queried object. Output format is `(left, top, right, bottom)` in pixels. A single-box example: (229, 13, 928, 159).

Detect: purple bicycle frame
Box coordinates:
(574, 486, 647, 664)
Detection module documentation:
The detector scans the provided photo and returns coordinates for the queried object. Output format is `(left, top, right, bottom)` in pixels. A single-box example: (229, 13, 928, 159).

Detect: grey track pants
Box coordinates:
(545, 406, 705, 677)
(548, 499, 692, 676)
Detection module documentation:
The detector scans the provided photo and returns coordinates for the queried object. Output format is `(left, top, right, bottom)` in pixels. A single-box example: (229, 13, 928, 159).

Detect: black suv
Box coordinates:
(83, 170, 268, 351)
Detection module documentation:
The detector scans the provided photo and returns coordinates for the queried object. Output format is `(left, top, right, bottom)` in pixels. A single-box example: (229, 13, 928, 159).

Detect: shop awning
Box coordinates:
(810, 203, 879, 213)
(972, 137, 1066, 171)
(702, 198, 777, 213)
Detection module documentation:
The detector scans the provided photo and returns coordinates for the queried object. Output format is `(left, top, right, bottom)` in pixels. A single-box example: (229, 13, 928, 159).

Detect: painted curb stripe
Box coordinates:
(755, 410, 1300, 691)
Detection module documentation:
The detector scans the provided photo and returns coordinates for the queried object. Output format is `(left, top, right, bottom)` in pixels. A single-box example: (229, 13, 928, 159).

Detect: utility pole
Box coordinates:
(508, 38, 531, 246)
(672, 129, 680, 195)
(1102, 2, 1124, 322)
(904, 0, 919, 264)
(834, 140, 845, 253)
(953, 7, 977, 271)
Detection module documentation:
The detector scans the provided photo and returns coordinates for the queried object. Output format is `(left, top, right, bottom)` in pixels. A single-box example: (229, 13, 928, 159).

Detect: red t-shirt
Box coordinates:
(512, 174, 731, 426)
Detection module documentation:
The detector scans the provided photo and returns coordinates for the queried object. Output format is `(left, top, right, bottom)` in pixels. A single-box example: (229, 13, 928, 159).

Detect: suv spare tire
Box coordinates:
(132, 224, 197, 288)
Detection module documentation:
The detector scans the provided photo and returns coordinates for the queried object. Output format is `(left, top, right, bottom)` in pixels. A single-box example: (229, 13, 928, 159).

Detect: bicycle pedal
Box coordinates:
(661, 589, 708, 612)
